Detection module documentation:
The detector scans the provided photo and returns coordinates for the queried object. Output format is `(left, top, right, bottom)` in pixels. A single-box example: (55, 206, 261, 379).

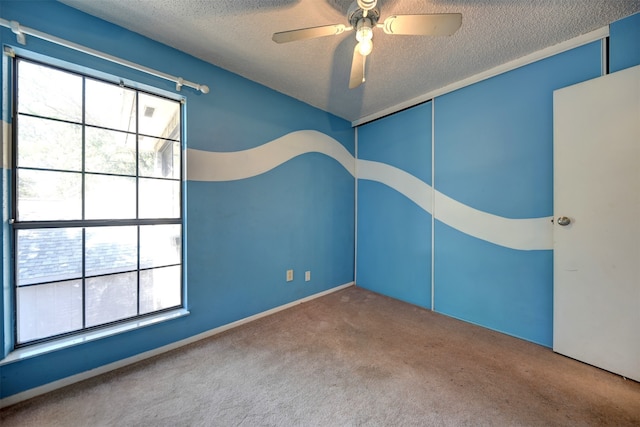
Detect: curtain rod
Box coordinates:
(0, 18, 209, 94)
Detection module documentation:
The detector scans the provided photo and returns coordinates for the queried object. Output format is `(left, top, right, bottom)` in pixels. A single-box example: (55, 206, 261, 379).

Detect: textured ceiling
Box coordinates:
(59, 0, 640, 123)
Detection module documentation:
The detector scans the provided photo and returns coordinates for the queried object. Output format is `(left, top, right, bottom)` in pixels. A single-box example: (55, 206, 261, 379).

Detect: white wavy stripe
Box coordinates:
(434, 191, 553, 251)
(185, 130, 552, 251)
(187, 130, 355, 181)
(357, 160, 433, 214)
(357, 159, 553, 251)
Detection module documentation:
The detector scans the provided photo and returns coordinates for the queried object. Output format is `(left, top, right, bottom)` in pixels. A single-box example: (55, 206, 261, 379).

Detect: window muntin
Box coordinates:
(13, 58, 183, 346)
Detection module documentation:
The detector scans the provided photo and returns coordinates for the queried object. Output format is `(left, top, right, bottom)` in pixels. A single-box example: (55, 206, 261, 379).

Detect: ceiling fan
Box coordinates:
(272, 0, 462, 89)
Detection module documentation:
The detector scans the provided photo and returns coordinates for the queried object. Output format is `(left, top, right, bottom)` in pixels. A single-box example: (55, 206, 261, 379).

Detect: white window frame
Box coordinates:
(9, 54, 186, 349)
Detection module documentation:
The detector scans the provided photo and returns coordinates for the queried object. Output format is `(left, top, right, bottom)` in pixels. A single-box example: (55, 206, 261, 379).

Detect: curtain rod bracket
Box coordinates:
(176, 77, 184, 91)
(10, 20, 26, 45)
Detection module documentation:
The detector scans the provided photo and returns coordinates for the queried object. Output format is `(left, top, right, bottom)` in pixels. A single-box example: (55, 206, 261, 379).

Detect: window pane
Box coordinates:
(140, 266, 181, 314)
(14, 60, 183, 343)
(86, 127, 136, 175)
(17, 61, 82, 122)
(85, 174, 136, 219)
(86, 226, 137, 276)
(86, 272, 137, 327)
(17, 115, 82, 171)
(17, 280, 83, 343)
(140, 224, 181, 269)
(85, 79, 136, 133)
(139, 178, 180, 218)
(139, 137, 180, 179)
(138, 92, 180, 139)
(16, 228, 82, 286)
(17, 169, 81, 221)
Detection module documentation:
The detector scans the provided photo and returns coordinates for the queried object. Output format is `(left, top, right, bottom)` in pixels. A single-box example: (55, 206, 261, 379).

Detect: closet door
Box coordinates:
(553, 65, 640, 381)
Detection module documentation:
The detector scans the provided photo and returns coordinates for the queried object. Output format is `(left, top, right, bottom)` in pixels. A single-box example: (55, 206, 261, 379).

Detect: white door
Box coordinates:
(553, 64, 640, 382)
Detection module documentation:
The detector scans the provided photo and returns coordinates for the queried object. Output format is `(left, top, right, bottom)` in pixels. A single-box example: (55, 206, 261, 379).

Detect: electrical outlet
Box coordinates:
(286, 269, 293, 282)
(305, 271, 311, 282)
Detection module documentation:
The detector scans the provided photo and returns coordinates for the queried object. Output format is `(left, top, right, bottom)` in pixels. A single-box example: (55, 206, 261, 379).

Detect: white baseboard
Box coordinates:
(0, 282, 354, 409)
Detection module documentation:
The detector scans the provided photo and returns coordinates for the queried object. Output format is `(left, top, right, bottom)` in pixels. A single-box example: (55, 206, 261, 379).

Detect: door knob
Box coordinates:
(557, 216, 571, 226)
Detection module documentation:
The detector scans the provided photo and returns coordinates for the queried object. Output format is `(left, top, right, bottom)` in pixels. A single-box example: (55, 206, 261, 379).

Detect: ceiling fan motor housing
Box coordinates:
(357, 0, 377, 11)
(348, 1, 380, 27)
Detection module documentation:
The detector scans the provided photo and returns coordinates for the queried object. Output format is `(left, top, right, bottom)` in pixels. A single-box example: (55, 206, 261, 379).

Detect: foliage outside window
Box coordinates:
(13, 58, 183, 346)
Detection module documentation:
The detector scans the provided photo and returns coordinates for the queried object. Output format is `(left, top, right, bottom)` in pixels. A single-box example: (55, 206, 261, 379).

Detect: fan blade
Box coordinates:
(272, 24, 348, 43)
(382, 13, 462, 36)
(349, 45, 366, 89)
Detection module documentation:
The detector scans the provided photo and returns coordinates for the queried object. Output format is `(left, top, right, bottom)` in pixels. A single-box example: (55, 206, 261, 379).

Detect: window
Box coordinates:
(13, 58, 183, 346)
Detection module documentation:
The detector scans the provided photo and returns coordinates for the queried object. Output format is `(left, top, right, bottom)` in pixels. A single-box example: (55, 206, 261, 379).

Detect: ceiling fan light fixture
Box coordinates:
(356, 18, 373, 42)
(357, 39, 373, 56)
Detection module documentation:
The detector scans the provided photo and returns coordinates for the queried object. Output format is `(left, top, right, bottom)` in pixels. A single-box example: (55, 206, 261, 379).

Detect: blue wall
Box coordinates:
(0, 1, 354, 398)
(610, 12, 640, 73)
(357, 103, 432, 308)
(357, 12, 640, 347)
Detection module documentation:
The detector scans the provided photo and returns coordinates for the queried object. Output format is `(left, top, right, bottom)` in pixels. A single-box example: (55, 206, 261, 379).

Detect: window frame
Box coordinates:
(11, 55, 185, 348)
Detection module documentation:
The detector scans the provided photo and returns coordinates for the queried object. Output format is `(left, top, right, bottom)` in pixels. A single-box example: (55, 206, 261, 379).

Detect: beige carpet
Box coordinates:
(2, 286, 640, 426)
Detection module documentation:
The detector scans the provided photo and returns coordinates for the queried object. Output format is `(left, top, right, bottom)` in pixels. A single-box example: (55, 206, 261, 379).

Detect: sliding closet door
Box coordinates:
(433, 42, 601, 346)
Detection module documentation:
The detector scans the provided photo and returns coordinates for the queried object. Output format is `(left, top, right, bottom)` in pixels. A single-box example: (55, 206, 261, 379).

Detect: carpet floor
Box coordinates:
(2, 286, 639, 426)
